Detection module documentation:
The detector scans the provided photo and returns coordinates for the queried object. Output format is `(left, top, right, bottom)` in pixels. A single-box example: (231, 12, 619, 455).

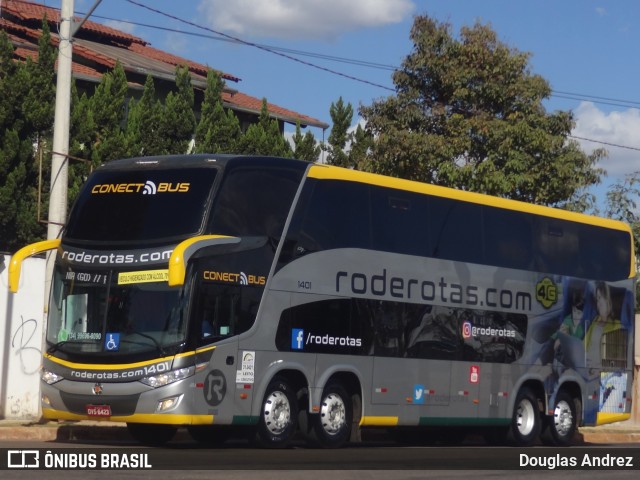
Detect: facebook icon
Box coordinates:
(291, 329, 305, 350)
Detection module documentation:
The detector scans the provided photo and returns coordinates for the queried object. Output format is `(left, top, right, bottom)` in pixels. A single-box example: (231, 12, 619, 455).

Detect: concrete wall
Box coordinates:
(0, 254, 46, 420)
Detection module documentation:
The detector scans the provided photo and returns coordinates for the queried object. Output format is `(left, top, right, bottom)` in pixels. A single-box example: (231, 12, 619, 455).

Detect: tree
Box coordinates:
(325, 97, 353, 167)
(23, 18, 56, 135)
(290, 121, 320, 162)
(360, 16, 604, 206)
(349, 123, 373, 169)
(161, 65, 196, 154)
(68, 82, 95, 203)
(237, 99, 292, 157)
(127, 75, 165, 157)
(0, 20, 55, 251)
(194, 69, 241, 154)
(90, 61, 129, 164)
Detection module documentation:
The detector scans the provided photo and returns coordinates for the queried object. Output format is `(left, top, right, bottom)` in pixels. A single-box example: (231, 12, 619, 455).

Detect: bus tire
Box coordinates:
(254, 377, 298, 448)
(540, 390, 577, 446)
(506, 387, 541, 446)
(127, 423, 177, 446)
(309, 383, 352, 448)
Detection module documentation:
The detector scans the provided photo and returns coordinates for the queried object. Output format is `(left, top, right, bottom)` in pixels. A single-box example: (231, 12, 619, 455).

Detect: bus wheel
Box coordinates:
(540, 391, 577, 446)
(507, 387, 541, 446)
(255, 377, 298, 448)
(127, 423, 177, 446)
(309, 383, 353, 448)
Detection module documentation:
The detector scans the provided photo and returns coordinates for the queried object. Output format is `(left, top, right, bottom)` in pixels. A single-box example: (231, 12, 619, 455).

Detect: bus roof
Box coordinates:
(308, 163, 633, 235)
(95, 155, 632, 235)
(96, 154, 308, 171)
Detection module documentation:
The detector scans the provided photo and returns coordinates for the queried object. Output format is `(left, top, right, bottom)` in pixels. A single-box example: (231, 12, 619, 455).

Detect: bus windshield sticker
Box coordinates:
(104, 333, 120, 352)
(118, 270, 169, 285)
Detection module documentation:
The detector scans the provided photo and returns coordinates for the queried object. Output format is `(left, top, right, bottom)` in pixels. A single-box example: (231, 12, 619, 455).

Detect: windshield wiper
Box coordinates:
(121, 331, 168, 356)
(47, 341, 70, 354)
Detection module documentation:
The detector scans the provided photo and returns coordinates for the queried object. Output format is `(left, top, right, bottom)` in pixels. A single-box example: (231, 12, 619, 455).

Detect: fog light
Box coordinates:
(42, 395, 51, 406)
(157, 394, 183, 412)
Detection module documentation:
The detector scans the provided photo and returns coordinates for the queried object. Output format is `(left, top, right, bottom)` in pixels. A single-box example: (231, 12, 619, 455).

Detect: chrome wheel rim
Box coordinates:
(516, 398, 536, 436)
(553, 399, 573, 437)
(263, 390, 291, 435)
(320, 392, 346, 435)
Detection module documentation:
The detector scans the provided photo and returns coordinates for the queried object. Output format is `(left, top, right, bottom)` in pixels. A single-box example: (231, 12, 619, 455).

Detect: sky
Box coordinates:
(57, 0, 640, 202)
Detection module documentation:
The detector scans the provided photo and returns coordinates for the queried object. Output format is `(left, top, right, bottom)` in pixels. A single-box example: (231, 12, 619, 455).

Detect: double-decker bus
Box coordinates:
(9, 154, 635, 447)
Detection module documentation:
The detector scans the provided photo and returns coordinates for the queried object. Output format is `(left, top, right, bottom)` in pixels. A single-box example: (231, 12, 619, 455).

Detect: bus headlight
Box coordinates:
(140, 366, 194, 388)
(42, 369, 64, 385)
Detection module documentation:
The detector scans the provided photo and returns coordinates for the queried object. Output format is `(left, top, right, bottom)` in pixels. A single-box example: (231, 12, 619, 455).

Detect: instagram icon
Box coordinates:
(462, 321, 472, 339)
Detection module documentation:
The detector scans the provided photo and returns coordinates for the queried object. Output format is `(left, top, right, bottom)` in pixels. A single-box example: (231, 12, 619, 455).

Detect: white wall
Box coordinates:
(0, 254, 46, 420)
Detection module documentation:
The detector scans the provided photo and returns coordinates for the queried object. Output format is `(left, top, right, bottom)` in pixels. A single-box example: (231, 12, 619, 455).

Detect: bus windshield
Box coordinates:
(64, 167, 218, 244)
(47, 264, 186, 357)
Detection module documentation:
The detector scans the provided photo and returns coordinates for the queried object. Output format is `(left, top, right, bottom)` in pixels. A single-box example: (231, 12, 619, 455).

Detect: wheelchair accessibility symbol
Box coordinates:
(105, 333, 120, 351)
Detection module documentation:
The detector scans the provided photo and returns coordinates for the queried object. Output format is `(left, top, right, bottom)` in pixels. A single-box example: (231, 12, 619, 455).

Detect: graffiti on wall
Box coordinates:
(11, 316, 41, 375)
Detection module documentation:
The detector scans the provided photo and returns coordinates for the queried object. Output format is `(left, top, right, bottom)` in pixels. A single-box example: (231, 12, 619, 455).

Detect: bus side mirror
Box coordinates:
(168, 235, 240, 287)
(9, 239, 61, 293)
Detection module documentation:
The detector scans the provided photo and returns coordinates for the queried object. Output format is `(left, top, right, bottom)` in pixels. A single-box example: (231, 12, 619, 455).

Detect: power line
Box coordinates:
(551, 93, 640, 110)
(82, 9, 640, 108)
(554, 90, 640, 108)
(71, 1, 640, 110)
(123, 0, 395, 92)
(118, 0, 640, 154)
(79, 14, 398, 71)
(12, 0, 640, 153)
(10, 0, 640, 109)
(570, 135, 640, 152)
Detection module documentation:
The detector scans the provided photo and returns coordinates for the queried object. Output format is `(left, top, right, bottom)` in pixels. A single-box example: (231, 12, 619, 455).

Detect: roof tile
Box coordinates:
(1, 0, 328, 129)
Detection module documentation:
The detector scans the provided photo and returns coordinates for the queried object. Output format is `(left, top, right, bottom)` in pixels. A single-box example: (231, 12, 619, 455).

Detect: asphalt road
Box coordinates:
(2, 439, 640, 479)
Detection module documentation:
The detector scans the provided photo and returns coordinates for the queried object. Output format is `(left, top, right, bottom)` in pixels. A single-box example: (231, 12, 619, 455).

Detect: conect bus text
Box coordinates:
(336, 268, 532, 312)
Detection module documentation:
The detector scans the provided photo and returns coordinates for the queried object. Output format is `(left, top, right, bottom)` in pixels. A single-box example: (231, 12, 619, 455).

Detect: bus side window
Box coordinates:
(280, 179, 371, 261)
(534, 219, 579, 277)
(429, 197, 483, 265)
(484, 207, 533, 271)
(371, 188, 430, 257)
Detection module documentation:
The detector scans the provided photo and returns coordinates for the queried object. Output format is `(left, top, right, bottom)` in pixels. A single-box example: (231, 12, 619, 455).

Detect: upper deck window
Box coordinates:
(207, 165, 305, 238)
(65, 168, 218, 244)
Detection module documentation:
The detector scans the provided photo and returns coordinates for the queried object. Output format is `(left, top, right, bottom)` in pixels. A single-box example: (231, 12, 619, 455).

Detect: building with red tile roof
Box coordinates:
(0, 0, 329, 131)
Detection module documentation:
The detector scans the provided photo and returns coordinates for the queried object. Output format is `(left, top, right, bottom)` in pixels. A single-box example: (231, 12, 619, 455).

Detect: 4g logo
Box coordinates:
(536, 277, 558, 309)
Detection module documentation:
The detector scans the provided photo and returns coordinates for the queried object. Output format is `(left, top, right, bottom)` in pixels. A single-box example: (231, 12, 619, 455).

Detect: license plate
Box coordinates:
(86, 405, 111, 417)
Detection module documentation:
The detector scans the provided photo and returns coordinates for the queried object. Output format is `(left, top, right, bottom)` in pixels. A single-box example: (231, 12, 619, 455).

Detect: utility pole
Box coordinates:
(47, 0, 74, 241)
(44, 0, 74, 311)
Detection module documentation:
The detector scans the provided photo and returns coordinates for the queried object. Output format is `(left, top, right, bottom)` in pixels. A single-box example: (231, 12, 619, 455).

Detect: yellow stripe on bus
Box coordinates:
(596, 412, 631, 426)
(43, 348, 207, 371)
(42, 408, 214, 425)
(359, 416, 399, 427)
(308, 164, 636, 278)
(308, 164, 631, 232)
